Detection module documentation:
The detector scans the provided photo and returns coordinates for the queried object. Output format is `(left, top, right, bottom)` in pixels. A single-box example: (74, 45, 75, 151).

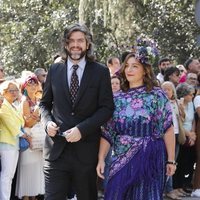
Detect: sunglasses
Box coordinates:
(27, 79, 38, 85)
(7, 89, 19, 94)
(189, 77, 197, 81)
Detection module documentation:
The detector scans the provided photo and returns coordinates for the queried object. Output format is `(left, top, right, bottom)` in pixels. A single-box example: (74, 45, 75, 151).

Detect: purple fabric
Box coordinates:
(101, 86, 173, 199)
(105, 138, 166, 200)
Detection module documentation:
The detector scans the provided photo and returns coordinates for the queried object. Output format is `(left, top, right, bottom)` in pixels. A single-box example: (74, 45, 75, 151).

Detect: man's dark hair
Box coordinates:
(53, 52, 61, 61)
(158, 57, 170, 65)
(62, 23, 95, 61)
(107, 56, 119, 65)
(184, 58, 193, 70)
(121, 51, 131, 63)
(107, 57, 112, 65)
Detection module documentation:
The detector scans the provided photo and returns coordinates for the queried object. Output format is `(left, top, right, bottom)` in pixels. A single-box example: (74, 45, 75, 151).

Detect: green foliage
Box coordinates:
(0, 0, 199, 76)
(0, 0, 79, 75)
(134, 0, 200, 64)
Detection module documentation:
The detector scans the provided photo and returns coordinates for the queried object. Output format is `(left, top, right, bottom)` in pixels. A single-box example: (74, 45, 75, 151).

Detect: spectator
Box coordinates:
(15, 75, 44, 200)
(184, 58, 200, 75)
(107, 57, 121, 76)
(186, 73, 198, 87)
(111, 75, 121, 93)
(192, 88, 200, 197)
(156, 57, 171, 84)
(177, 65, 187, 76)
(164, 66, 180, 87)
(174, 83, 196, 195)
(34, 68, 47, 86)
(0, 80, 24, 200)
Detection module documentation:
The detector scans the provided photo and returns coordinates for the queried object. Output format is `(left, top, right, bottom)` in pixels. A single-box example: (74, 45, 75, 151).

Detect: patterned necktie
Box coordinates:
(70, 65, 79, 105)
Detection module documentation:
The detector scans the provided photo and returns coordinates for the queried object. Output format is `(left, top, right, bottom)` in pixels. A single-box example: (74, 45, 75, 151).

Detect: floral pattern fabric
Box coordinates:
(102, 86, 172, 200)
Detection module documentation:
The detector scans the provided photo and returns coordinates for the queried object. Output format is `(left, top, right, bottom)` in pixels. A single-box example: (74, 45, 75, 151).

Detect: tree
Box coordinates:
(132, 0, 200, 64)
(0, 0, 79, 75)
(0, 0, 199, 75)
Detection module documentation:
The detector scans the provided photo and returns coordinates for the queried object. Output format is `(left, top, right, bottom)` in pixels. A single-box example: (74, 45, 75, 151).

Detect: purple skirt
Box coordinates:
(105, 138, 167, 200)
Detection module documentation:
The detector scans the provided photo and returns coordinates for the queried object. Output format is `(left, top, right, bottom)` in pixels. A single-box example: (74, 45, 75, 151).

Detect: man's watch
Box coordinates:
(166, 161, 177, 166)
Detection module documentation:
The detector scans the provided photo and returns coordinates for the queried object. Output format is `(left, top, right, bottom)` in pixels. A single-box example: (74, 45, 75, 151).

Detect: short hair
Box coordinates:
(158, 57, 170, 65)
(164, 66, 180, 81)
(187, 72, 197, 79)
(107, 56, 119, 65)
(161, 81, 177, 100)
(34, 68, 46, 76)
(176, 83, 194, 99)
(0, 80, 18, 95)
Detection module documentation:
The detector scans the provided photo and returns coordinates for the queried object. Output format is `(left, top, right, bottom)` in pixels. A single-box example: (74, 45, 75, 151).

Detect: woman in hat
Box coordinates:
(96, 52, 176, 200)
(0, 80, 24, 200)
(15, 75, 44, 200)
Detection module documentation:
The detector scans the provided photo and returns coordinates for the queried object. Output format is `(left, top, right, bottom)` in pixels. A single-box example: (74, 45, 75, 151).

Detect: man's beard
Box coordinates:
(67, 49, 87, 61)
(160, 69, 165, 75)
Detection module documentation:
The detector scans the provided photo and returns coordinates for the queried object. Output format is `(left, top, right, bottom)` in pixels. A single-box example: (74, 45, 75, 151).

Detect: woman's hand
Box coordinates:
(187, 131, 196, 146)
(22, 134, 32, 148)
(96, 159, 105, 179)
(166, 163, 176, 176)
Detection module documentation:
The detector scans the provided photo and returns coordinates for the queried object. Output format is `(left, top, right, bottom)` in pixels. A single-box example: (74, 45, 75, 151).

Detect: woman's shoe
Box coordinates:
(178, 188, 191, 196)
(173, 189, 186, 197)
(166, 191, 182, 200)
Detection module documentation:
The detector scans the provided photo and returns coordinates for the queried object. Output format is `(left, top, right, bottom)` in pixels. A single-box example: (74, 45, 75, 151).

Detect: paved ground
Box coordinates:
(164, 198, 199, 200)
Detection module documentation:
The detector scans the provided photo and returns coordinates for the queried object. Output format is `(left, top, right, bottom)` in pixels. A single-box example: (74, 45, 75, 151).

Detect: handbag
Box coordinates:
(176, 101, 186, 145)
(177, 114, 186, 145)
(30, 122, 46, 150)
(19, 137, 29, 152)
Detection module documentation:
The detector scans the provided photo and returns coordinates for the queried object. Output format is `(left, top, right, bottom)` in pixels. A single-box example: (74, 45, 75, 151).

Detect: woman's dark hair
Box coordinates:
(61, 24, 95, 61)
(164, 66, 180, 81)
(120, 53, 158, 92)
(111, 75, 121, 81)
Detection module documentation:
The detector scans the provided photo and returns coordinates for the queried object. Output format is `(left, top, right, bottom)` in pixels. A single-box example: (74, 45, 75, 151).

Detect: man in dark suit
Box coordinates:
(39, 24, 114, 200)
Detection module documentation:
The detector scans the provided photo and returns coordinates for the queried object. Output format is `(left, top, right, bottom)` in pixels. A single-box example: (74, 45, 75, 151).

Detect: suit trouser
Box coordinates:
(0, 149, 19, 200)
(44, 146, 98, 200)
(173, 144, 196, 189)
(193, 119, 200, 189)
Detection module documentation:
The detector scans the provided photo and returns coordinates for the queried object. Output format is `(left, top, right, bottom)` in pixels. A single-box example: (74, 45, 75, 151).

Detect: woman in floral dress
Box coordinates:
(96, 53, 176, 200)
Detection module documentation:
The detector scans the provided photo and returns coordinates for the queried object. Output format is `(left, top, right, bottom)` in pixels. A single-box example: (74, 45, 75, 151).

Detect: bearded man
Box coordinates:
(39, 24, 114, 200)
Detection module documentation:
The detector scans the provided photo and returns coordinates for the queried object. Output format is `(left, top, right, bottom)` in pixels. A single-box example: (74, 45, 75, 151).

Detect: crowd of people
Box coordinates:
(0, 23, 200, 200)
(0, 68, 47, 200)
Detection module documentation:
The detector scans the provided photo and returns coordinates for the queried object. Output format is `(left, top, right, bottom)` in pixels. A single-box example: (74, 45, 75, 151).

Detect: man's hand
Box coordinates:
(46, 121, 59, 137)
(64, 127, 82, 143)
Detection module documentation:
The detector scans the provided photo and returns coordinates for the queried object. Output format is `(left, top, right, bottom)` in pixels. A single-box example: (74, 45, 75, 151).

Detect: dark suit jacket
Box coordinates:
(39, 60, 114, 164)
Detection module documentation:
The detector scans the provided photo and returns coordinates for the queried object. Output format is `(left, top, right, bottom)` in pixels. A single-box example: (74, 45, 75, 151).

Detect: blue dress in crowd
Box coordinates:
(102, 86, 173, 200)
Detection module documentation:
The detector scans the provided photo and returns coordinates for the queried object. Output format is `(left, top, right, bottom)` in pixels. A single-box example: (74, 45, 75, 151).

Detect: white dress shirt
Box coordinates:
(67, 57, 86, 87)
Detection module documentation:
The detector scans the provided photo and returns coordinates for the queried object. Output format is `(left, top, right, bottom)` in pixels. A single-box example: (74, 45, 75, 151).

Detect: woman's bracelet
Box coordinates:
(166, 161, 177, 166)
